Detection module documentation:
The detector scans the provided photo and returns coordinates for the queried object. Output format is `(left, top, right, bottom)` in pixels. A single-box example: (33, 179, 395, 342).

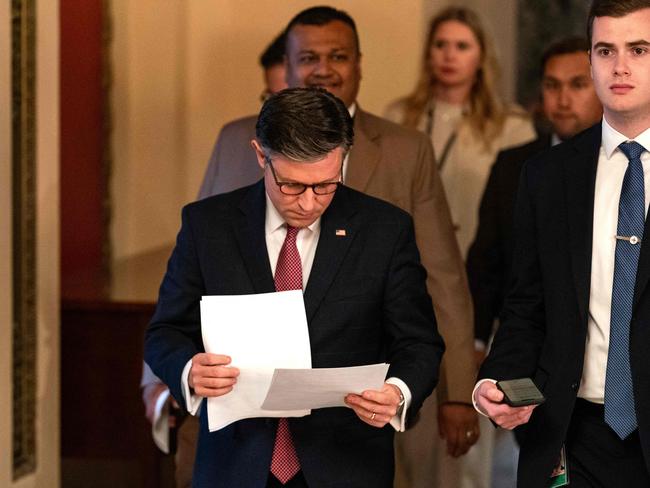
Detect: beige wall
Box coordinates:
(109, 0, 517, 297)
(0, 0, 61, 486)
(35, 0, 61, 484)
(111, 0, 189, 269)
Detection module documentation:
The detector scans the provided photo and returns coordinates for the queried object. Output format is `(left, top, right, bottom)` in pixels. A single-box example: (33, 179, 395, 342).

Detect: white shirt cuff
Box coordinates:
(472, 378, 497, 417)
(151, 389, 171, 453)
(386, 377, 411, 432)
(181, 359, 204, 416)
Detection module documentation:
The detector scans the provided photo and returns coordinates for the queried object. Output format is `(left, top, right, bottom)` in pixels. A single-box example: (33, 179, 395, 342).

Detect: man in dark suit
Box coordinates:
(467, 37, 602, 355)
(147, 9, 475, 484)
(145, 88, 444, 487)
(474, 1, 650, 486)
(199, 7, 479, 463)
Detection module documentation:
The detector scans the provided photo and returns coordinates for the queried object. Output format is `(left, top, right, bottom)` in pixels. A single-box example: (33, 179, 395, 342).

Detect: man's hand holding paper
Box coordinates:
(188, 353, 240, 398)
(199, 290, 313, 431)
(345, 382, 402, 428)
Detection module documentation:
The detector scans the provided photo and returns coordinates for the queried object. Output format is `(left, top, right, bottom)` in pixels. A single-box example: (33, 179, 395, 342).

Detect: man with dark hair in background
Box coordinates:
(259, 32, 288, 101)
(145, 87, 444, 487)
(474, 1, 650, 485)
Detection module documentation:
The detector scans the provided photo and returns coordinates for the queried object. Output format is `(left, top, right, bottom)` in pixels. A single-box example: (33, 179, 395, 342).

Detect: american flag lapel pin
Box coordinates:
(335, 229, 346, 237)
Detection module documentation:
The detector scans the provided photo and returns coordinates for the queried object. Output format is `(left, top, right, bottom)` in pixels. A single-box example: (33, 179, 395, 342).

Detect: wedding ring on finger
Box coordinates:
(370, 412, 376, 421)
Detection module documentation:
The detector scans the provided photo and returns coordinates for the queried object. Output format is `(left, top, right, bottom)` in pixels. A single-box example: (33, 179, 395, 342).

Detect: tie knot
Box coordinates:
(619, 141, 646, 162)
(285, 225, 299, 242)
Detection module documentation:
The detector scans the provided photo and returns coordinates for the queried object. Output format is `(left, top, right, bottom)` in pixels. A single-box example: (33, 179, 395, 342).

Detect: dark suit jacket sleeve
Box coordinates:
(381, 212, 446, 420)
(478, 160, 546, 381)
(467, 157, 507, 344)
(144, 205, 205, 408)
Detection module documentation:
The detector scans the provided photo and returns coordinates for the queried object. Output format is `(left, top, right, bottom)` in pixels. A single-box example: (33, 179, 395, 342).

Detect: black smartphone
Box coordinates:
(496, 378, 545, 407)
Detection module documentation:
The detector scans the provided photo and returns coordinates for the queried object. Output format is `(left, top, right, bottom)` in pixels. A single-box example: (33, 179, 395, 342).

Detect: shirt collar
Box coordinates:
(264, 192, 321, 235)
(601, 116, 650, 159)
(551, 133, 562, 147)
(348, 102, 357, 118)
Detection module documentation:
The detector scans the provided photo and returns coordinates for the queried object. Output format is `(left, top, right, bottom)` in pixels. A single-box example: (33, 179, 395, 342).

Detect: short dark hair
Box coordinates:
(256, 87, 353, 162)
(587, 0, 650, 44)
(540, 37, 590, 75)
(285, 6, 360, 54)
(259, 32, 286, 69)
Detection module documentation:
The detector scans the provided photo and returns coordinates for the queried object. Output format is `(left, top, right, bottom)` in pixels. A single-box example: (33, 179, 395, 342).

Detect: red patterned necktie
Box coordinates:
(270, 225, 302, 484)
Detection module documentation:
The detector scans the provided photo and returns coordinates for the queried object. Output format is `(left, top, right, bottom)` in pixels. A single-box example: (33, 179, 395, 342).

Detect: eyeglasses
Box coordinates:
(265, 156, 343, 195)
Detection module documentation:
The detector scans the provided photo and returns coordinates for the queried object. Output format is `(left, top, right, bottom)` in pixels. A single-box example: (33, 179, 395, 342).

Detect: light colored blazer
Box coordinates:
(384, 99, 536, 257)
(197, 107, 476, 404)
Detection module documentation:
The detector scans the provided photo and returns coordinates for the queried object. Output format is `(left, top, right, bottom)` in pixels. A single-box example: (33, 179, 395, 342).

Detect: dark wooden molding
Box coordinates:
(11, 0, 37, 479)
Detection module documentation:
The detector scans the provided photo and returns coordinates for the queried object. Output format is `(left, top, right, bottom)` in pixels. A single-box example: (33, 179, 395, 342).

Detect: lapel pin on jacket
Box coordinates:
(335, 229, 347, 237)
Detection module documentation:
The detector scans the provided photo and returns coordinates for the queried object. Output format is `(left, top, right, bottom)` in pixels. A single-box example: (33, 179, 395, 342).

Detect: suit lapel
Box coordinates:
(232, 181, 276, 293)
(303, 186, 359, 322)
(564, 125, 601, 323)
(346, 109, 381, 192)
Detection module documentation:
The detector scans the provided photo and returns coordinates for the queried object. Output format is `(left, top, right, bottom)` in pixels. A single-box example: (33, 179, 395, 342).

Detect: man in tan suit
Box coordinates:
(199, 7, 479, 481)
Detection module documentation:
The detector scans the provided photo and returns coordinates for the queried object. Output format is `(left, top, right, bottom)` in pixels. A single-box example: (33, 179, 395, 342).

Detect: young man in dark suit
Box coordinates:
(474, 1, 650, 486)
(467, 37, 603, 356)
(145, 87, 444, 487)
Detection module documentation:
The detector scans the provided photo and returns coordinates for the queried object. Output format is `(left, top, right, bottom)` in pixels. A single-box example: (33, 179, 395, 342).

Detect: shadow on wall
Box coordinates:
(111, 242, 175, 302)
(517, 0, 590, 108)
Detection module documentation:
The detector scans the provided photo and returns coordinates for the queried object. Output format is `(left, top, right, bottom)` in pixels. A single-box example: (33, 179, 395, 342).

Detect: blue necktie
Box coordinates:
(604, 141, 646, 439)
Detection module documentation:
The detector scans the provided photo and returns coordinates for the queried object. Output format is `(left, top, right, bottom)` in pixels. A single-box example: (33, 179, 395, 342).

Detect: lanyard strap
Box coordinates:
(426, 101, 459, 172)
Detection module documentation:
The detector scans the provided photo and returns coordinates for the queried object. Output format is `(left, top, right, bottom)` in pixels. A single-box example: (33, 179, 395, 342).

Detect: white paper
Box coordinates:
(200, 290, 312, 431)
(261, 363, 390, 410)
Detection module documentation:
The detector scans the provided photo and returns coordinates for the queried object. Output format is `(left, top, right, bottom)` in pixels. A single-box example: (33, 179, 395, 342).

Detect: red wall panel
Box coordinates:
(60, 0, 107, 300)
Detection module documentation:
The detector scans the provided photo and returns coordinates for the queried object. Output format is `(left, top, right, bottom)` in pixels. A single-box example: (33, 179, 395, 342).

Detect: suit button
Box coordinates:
(571, 382, 579, 391)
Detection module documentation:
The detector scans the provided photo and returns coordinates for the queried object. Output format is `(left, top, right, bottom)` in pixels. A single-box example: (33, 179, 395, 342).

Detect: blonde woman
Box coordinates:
(386, 7, 535, 488)
(385, 6, 535, 257)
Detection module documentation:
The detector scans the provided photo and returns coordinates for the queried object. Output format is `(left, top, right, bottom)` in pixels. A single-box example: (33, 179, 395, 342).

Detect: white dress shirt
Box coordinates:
(182, 190, 411, 431)
(579, 117, 650, 402)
